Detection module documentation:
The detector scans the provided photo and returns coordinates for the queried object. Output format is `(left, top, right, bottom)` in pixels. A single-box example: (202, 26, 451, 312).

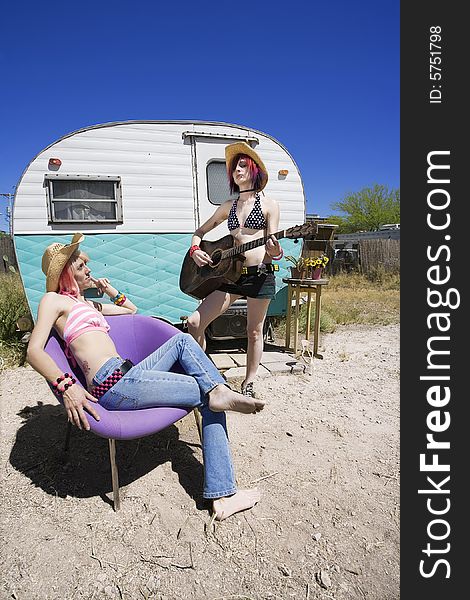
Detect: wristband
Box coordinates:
(111, 292, 127, 306)
(189, 245, 200, 257)
(271, 248, 284, 260)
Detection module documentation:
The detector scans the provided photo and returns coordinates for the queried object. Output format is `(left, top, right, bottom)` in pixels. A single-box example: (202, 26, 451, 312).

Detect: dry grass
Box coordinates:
(324, 271, 399, 323)
(0, 273, 31, 367)
(273, 271, 400, 338)
(322, 272, 399, 326)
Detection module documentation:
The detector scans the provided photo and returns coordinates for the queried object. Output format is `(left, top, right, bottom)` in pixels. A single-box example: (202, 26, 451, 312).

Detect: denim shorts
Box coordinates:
(218, 272, 276, 299)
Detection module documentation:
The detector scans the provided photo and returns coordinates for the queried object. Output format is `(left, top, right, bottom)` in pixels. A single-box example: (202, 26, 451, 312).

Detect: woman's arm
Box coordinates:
(26, 294, 100, 431)
(264, 198, 282, 258)
(191, 200, 232, 245)
(190, 201, 231, 267)
(27, 293, 67, 380)
(91, 277, 137, 315)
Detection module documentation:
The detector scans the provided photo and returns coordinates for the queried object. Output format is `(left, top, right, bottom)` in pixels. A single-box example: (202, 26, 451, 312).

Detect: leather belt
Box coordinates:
(241, 263, 279, 275)
(119, 359, 134, 375)
(91, 359, 134, 399)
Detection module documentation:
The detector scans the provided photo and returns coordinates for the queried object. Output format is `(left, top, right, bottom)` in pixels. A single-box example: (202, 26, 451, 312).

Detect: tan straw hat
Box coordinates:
(41, 232, 84, 292)
(225, 142, 268, 191)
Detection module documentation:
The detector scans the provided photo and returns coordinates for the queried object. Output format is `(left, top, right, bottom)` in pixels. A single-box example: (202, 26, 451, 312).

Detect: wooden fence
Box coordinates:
(359, 239, 400, 274)
(0, 235, 18, 273)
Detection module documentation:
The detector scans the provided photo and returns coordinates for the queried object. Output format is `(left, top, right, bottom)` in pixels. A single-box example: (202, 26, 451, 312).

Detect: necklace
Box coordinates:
(238, 188, 260, 200)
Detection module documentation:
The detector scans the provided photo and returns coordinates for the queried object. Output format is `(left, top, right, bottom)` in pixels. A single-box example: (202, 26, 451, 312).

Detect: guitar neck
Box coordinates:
(223, 229, 286, 259)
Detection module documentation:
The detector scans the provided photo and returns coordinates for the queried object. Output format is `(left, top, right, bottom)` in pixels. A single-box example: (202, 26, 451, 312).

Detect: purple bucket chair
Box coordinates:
(44, 314, 201, 510)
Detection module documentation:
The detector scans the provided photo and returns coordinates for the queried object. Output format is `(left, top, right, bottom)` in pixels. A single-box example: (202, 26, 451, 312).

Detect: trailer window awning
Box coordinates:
(182, 131, 259, 143)
(44, 174, 121, 181)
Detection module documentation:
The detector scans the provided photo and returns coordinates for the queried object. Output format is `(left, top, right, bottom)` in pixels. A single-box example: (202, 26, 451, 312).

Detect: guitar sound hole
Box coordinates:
(210, 250, 222, 268)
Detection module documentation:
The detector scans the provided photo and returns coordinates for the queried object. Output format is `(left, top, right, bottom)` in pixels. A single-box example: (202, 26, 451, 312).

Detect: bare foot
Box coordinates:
(208, 385, 265, 414)
(213, 489, 261, 521)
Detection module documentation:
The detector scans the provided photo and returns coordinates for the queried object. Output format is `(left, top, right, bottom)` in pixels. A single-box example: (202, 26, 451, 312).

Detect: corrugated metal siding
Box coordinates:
(13, 121, 305, 234)
(14, 123, 195, 233)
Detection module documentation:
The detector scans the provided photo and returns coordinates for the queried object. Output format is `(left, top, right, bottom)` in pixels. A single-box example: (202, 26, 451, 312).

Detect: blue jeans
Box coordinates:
(93, 333, 237, 499)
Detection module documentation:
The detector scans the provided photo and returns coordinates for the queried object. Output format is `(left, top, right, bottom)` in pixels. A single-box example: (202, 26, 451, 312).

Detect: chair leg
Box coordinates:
(108, 438, 121, 511)
(64, 421, 72, 452)
(193, 408, 203, 443)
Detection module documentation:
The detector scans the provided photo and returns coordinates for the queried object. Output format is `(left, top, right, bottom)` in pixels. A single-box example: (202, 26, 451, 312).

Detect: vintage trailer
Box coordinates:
(13, 120, 305, 337)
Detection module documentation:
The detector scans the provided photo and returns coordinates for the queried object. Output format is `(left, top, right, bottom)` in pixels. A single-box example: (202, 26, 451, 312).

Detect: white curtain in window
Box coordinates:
(53, 201, 116, 221)
(53, 180, 115, 200)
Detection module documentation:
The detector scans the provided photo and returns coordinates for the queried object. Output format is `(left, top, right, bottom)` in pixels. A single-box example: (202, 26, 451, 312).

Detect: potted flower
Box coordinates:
(310, 254, 329, 279)
(302, 257, 316, 279)
(285, 255, 306, 279)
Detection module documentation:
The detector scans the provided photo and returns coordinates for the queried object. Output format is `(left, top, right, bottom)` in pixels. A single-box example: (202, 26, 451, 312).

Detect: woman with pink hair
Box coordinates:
(26, 233, 265, 520)
(187, 142, 282, 398)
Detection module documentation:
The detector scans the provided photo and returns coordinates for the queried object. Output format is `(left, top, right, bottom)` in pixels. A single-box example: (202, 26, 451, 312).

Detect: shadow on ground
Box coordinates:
(9, 401, 206, 508)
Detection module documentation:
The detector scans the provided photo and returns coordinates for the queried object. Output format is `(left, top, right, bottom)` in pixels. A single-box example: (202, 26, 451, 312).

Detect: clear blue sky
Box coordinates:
(0, 0, 399, 232)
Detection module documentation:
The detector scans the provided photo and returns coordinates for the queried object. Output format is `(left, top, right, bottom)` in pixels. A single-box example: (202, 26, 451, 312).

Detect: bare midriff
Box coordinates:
(231, 229, 271, 267)
(54, 326, 121, 388)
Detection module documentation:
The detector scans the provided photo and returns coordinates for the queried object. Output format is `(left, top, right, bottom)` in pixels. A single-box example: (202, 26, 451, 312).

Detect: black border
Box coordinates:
(401, 3, 465, 596)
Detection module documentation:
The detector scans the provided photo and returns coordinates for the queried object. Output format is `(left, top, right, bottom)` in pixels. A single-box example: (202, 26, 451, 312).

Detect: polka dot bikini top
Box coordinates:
(227, 194, 267, 231)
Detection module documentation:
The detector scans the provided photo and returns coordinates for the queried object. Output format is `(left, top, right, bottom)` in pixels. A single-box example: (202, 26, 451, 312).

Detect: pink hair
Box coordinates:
(227, 154, 263, 194)
(58, 255, 80, 297)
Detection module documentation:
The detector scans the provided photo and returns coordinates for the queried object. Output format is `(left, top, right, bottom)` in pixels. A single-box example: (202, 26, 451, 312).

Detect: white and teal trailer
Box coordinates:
(13, 120, 305, 333)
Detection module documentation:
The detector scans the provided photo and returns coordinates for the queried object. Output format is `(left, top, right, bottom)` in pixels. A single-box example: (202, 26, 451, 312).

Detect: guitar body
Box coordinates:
(179, 222, 318, 300)
(179, 235, 247, 299)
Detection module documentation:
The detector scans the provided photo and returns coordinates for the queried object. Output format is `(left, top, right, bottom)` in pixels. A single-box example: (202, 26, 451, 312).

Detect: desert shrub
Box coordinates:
(0, 273, 31, 366)
(365, 264, 400, 286)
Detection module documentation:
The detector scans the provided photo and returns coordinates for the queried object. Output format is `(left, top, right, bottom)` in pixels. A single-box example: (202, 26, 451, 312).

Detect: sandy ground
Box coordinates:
(0, 324, 399, 600)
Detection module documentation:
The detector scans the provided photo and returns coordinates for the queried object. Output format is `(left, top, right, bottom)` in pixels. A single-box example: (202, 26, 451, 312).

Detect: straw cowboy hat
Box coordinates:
(225, 142, 268, 191)
(41, 232, 84, 292)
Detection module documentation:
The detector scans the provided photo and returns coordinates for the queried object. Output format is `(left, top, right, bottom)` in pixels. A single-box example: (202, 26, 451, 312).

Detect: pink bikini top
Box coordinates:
(62, 295, 110, 353)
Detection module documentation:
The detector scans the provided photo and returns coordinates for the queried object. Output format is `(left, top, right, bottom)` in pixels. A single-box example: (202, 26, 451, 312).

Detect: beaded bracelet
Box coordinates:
(111, 292, 126, 306)
(189, 245, 200, 257)
(271, 248, 284, 260)
(51, 373, 77, 394)
(115, 294, 127, 306)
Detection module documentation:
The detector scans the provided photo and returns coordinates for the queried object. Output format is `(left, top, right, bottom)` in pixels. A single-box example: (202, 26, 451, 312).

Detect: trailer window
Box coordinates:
(206, 161, 237, 205)
(45, 177, 122, 223)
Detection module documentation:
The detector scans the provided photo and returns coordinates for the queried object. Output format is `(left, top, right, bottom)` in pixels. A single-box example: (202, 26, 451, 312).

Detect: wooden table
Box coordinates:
(282, 278, 330, 358)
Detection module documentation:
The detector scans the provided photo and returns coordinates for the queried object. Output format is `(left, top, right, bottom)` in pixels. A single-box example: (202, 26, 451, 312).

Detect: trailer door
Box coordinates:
(188, 133, 259, 241)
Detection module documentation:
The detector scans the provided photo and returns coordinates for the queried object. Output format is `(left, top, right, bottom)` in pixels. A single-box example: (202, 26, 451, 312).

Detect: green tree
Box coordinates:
(330, 185, 400, 232)
(322, 214, 349, 234)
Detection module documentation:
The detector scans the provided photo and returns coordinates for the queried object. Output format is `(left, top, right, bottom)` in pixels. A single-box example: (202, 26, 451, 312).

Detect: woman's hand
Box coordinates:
(191, 249, 213, 267)
(91, 276, 114, 295)
(62, 385, 101, 431)
(266, 235, 282, 258)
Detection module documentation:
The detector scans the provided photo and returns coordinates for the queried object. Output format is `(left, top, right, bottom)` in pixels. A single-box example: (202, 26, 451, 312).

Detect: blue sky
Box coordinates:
(0, 0, 399, 232)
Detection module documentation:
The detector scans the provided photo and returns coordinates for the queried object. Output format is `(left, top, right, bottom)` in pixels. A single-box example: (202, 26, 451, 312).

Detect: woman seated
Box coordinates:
(27, 233, 265, 521)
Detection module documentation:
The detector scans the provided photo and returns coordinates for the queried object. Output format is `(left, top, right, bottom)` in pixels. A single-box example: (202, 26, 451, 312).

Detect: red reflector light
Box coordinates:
(49, 158, 62, 166)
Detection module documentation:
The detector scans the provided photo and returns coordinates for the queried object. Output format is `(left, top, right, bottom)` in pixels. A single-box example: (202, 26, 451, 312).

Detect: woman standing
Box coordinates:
(26, 233, 264, 520)
(187, 142, 283, 398)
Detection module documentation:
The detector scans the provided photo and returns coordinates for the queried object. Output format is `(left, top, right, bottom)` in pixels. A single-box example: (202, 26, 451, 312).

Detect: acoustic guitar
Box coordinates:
(179, 222, 318, 300)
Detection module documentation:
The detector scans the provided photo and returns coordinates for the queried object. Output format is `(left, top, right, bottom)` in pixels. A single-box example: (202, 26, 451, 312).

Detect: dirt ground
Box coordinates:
(0, 324, 399, 600)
